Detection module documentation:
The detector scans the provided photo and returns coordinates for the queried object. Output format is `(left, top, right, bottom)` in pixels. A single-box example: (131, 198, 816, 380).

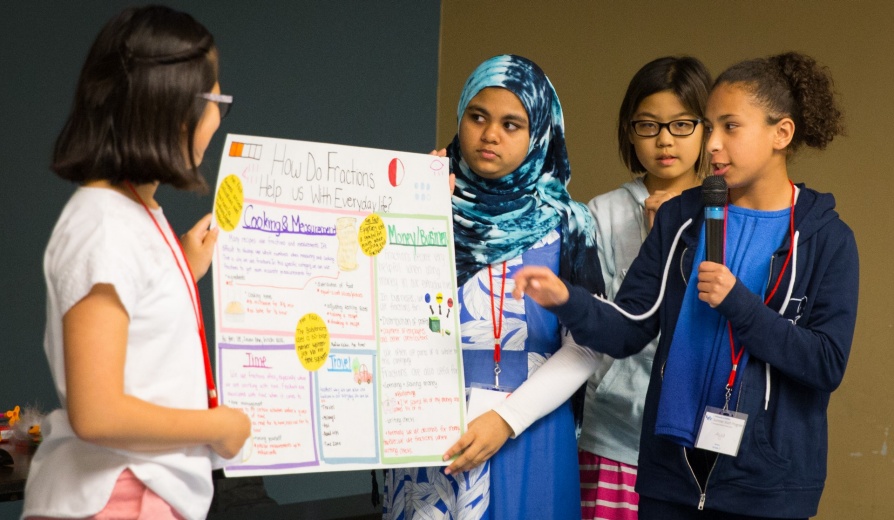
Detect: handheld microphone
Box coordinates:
(702, 175, 727, 264)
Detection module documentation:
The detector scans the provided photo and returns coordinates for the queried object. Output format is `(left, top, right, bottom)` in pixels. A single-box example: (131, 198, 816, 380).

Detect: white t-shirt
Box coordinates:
(23, 187, 214, 520)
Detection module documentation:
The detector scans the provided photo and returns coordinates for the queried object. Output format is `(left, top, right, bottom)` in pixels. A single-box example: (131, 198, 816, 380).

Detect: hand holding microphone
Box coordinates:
(698, 176, 735, 307)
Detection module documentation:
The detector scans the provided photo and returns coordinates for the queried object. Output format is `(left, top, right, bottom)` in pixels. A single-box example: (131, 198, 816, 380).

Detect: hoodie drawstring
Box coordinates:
(596, 219, 693, 321)
(765, 229, 800, 410)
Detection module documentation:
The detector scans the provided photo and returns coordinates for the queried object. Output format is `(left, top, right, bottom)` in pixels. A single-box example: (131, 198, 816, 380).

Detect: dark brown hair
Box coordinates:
(52, 5, 217, 191)
(618, 56, 712, 176)
(714, 52, 844, 153)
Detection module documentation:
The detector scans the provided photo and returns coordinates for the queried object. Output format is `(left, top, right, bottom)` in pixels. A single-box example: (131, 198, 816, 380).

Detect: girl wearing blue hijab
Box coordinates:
(382, 55, 603, 520)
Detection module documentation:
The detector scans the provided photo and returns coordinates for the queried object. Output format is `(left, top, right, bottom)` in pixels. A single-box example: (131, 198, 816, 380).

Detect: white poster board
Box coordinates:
(210, 134, 465, 476)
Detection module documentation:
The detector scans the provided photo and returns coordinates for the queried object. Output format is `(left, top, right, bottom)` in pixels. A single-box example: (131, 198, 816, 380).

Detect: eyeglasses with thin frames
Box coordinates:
(630, 119, 701, 138)
(197, 92, 233, 119)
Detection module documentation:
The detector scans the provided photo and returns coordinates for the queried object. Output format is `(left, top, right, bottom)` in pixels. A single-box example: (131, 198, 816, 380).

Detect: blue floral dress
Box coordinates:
(383, 230, 581, 519)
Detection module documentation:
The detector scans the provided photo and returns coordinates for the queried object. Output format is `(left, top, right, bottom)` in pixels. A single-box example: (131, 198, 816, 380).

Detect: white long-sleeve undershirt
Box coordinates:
(492, 331, 613, 437)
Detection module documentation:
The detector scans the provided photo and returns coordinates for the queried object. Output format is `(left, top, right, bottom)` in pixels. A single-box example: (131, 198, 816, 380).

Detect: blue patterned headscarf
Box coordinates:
(450, 54, 603, 295)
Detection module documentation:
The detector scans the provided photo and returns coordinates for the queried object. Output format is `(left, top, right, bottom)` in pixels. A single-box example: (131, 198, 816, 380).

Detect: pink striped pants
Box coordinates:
(579, 450, 640, 520)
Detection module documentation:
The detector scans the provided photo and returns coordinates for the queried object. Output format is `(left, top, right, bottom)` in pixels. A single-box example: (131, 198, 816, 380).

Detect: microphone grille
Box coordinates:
(702, 176, 727, 207)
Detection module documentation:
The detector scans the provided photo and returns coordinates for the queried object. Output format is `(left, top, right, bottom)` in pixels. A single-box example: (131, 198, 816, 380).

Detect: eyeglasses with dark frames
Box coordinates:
(630, 119, 701, 138)
(197, 92, 233, 119)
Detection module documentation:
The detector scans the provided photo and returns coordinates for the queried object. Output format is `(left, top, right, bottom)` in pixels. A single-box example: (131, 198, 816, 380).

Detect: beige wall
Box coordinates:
(437, 2, 894, 518)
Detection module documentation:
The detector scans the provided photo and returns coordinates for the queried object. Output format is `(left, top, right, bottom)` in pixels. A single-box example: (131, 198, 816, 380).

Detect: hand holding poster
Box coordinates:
(210, 134, 465, 476)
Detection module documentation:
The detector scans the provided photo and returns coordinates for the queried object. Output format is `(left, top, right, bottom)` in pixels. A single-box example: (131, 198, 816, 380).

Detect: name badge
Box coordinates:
(466, 383, 514, 423)
(694, 406, 748, 457)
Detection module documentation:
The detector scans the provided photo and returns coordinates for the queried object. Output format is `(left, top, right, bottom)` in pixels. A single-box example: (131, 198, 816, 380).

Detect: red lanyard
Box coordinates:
(488, 262, 507, 386)
(125, 182, 219, 408)
(724, 181, 796, 394)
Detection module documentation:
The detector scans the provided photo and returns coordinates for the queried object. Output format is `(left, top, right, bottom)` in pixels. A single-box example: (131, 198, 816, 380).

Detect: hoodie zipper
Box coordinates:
(686, 346, 746, 510)
(683, 448, 719, 510)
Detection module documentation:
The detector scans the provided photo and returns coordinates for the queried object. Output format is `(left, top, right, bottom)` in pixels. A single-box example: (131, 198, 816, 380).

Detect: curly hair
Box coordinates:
(714, 52, 844, 153)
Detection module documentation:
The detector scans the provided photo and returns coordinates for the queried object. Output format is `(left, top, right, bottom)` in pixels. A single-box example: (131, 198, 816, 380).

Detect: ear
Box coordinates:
(773, 117, 795, 150)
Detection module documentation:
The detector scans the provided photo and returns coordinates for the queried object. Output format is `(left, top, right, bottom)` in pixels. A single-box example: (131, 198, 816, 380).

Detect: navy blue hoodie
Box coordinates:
(551, 184, 858, 518)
